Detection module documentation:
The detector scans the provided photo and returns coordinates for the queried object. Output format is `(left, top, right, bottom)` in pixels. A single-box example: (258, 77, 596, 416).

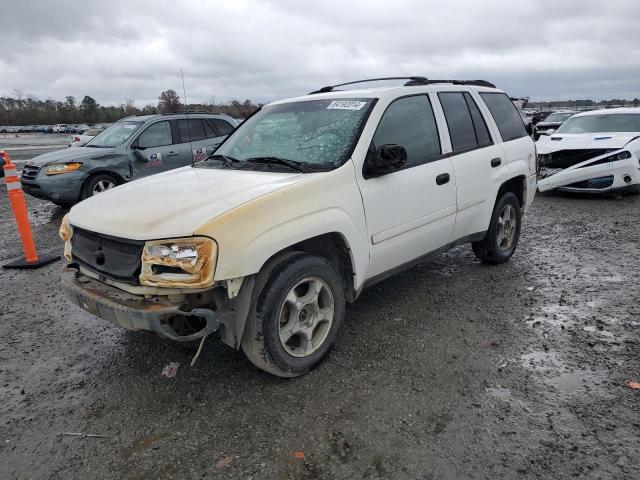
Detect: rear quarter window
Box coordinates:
(480, 92, 527, 142)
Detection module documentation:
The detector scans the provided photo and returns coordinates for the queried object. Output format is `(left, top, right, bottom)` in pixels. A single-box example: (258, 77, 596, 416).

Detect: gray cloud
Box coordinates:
(1, 0, 639, 106)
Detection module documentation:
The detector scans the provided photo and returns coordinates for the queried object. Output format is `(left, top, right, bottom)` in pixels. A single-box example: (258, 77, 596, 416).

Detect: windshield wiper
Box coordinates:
(245, 156, 308, 173)
(205, 154, 241, 169)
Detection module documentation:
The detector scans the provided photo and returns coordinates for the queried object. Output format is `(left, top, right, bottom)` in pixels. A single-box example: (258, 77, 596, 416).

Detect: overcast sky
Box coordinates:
(1, 0, 639, 106)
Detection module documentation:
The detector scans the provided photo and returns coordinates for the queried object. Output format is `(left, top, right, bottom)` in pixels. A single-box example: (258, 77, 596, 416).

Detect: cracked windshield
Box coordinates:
(210, 98, 374, 169)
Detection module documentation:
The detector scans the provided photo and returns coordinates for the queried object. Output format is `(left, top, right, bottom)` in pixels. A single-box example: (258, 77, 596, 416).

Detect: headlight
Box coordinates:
(59, 213, 73, 261)
(45, 162, 82, 175)
(140, 237, 217, 288)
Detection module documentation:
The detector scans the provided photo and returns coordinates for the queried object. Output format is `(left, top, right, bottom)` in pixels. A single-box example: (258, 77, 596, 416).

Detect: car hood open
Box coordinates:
(27, 146, 116, 166)
(68, 166, 305, 240)
(536, 133, 640, 154)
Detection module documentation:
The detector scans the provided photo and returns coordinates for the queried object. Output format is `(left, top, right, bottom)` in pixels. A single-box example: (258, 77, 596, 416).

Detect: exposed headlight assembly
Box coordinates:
(45, 162, 82, 175)
(59, 213, 73, 261)
(140, 237, 217, 288)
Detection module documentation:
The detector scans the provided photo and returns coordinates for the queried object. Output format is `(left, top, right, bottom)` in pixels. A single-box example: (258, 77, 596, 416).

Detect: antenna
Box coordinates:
(181, 68, 194, 167)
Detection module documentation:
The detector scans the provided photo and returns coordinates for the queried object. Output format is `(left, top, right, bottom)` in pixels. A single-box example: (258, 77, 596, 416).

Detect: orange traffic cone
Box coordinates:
(1, 150, 60, 269)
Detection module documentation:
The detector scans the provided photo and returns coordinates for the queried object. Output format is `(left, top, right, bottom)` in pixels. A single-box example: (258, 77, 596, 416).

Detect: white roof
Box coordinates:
(573, 107, 640, 117)
(268, 82, 503, 107)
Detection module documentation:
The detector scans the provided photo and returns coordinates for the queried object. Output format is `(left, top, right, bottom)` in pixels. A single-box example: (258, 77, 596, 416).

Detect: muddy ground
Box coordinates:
(0, 138, 639, 479)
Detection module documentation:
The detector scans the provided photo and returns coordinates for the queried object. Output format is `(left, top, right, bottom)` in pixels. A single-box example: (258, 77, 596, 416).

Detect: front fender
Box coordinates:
(195, 163, 370, 288)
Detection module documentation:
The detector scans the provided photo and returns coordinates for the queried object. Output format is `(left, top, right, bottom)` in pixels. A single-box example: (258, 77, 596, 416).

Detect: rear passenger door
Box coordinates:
(436, 91, 505, 240)
(176, 118, 234, 163)
(130, 120, 183, 178)
(357, 94, 457, 278)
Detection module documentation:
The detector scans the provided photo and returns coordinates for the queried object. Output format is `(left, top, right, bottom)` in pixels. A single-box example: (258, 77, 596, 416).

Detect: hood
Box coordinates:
(27, 146, 116, 166)
(536, 133, 640, 154)
(68, 166, 306, 240)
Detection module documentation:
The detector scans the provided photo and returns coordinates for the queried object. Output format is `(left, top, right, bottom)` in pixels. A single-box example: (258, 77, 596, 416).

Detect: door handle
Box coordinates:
(491, 157, 502, 168)
(167, 151, 179, 157)
(435, 173, 450, 185)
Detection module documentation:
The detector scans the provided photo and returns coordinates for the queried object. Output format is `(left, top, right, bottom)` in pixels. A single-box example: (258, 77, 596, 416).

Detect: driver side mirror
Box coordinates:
(363, 144, 408, 179)
(544, 128, 555, 136)
(130, 146, 147, 162)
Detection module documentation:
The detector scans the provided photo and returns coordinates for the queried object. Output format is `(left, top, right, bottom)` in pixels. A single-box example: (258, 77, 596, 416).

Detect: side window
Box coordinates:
(371, 95, 441, 169)
(464, 93, 492, 146)
(136, 121, 173, 149)
(438, 92, 477, 152)
(177, 119, 206, 142)
(479, 92, 527, 142)
(210, 119, 234, 136)
(204, 120, 218, 139)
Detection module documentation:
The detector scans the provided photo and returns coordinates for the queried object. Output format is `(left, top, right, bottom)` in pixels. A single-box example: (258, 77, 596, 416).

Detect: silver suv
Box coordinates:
(21, 112, 237, 206)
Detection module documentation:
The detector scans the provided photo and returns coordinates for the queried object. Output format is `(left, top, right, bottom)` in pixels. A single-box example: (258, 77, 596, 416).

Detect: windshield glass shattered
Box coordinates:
(556, 114, 640, 134)
(86, 121, 142, 147)
(207, 98, 374, 170)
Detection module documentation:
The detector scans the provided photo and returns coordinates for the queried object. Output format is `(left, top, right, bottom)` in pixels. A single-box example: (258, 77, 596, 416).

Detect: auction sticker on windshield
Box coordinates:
(327, 100, 367, 110)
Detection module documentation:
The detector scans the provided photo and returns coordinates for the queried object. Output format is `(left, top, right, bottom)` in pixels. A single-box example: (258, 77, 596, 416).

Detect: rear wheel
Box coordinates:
(241, 254, 345, 377)
(472, 192, 521, 264)
(81, 173, 118, 200)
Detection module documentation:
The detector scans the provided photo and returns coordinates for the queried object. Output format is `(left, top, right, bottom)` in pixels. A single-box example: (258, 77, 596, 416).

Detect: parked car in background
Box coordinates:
(21, 112, 237, 206)
(52, 124, 69, 134)
(533, 111, 577, 140)
(68, 128, 104, 147)
(531, 111, 552, 125)
(537, 108, 640, 193)
(59, 77, 536, 376)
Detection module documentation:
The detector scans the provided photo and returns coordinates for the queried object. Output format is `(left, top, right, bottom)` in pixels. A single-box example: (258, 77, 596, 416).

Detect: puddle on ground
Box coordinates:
(120, 433, 167, 460)
(520, 351, 565, 372)
(547, 369, 607, 395)
(582, 325, 615, 338)
(486, 386, 512, 401)
(525, 304, 580, 330)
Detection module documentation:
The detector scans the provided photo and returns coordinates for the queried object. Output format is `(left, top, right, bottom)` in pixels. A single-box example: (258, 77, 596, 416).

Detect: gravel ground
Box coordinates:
(0, 142, 638, 479)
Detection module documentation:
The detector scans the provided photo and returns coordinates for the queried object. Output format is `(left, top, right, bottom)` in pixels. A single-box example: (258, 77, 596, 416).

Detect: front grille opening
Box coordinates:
(164, 315, 207, 337)
(21, 165, 41, 182)
(70, 227, 145, 283)
(152, 265, 185, 275)
(566, 176, 614, 190)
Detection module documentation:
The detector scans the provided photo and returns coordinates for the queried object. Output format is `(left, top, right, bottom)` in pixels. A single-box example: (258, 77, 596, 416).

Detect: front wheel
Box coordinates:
(241, 254, 345, 377)
(81, 173, 119, 200)
(472, 192, 522, 264)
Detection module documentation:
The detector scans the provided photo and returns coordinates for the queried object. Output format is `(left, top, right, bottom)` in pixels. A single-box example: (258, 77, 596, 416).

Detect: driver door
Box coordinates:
(130, 120, 184, 179)
(356, 94, 457, 278)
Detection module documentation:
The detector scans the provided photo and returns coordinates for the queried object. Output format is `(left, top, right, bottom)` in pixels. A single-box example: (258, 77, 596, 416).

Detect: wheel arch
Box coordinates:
(496, 175, 526, 207)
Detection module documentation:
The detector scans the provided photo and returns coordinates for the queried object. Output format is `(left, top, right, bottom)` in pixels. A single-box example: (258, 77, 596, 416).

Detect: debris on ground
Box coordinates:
(625, 381, 640, 389)
(294, 451, 305, 460)
(57, 432, 112, 439)
(215, 454, 232, 469)
(161, 362, 180, 378)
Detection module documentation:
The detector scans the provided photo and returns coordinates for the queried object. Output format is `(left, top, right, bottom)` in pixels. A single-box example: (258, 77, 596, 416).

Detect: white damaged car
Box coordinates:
(537, 108, 640, 193)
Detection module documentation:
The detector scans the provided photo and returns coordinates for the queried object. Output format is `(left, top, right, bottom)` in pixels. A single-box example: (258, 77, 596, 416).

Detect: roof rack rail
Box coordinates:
(161, 110, 217, 115)
(309, 77, 430, 94)
(309, 77, 496, 94)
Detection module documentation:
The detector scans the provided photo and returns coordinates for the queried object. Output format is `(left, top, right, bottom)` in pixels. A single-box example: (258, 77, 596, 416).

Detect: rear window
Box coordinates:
(210, 119, 235, 136)
(480, 93, 528, 142)
(439, 92, 492, 152)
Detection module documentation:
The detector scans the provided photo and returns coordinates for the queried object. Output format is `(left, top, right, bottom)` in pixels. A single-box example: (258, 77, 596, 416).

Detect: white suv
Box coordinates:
(60, 77, 536, 377)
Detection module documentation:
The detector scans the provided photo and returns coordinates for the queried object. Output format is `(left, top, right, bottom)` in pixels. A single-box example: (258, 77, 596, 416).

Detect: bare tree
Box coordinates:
(158, 89, 181, 113)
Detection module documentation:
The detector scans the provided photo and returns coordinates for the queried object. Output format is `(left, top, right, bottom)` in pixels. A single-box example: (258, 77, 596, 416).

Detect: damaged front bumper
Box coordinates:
(537, 150, 640, 193)
(61, 265, 254, 346)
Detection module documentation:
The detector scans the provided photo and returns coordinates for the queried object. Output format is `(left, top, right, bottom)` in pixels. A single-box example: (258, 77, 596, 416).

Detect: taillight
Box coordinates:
(74, 136, 80, 142)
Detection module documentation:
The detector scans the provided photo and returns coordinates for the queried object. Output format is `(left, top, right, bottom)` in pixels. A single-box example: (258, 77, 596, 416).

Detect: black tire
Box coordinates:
(81, 173, 119, 200)
(241, 254, 345, 377)
(472, 192, 522, 264)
